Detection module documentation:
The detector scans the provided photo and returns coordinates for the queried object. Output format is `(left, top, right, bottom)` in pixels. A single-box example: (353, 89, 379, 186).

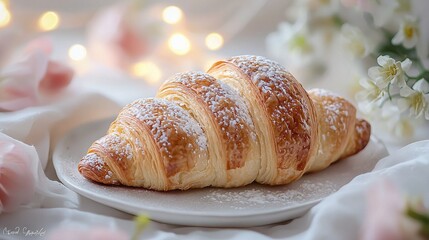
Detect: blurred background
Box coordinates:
(1, 0, 429, 144)
(1, 0, 298, 106)
(3, 0, 288, 79)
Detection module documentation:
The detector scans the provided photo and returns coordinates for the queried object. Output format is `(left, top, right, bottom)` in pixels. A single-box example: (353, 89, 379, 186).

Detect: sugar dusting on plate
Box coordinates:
(202, 180, 336, 209)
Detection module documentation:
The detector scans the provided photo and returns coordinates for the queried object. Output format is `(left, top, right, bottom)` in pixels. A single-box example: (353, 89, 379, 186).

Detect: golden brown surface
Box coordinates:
(208, 56, 319, 185)
(225, 56, 317, 172)
(156, 72, 259, 188)
(160, 72, 253, 170)
(306, 89, 370, 172)
(78, 55, 371, 191)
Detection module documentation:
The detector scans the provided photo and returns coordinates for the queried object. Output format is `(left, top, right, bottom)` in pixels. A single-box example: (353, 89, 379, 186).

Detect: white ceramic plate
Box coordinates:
(53, 118, 387, 227)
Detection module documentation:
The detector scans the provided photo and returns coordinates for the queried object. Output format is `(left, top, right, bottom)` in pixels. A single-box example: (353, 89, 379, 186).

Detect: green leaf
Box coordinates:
(406, 205, 429, 238)
(407, 205, 429, 224)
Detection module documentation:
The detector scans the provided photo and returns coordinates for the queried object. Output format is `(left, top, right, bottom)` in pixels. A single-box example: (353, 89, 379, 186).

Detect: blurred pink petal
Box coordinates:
(0, 139, 36, 213)
(0, 50, 48, 111)
(0, 39, 74, 111)
(25, 37, 53, 55)
(116, 22, 147, 60)
(361, 179, 420, 240)
(48, 227, 129, 240)
(40, 60, 74, 93)
(88, 5, 145, 68)
(88, 3, 162, 69)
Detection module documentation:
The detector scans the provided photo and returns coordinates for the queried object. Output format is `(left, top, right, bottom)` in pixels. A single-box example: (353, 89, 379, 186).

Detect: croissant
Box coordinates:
(78, 55, 371, 191)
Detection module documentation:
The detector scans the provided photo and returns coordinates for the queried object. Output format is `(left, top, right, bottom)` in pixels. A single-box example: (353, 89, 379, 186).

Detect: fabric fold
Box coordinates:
(1, 140, 428, 240)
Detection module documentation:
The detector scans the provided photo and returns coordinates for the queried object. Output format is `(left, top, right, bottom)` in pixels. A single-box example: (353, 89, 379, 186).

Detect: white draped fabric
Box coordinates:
(0, 66, 428, 240)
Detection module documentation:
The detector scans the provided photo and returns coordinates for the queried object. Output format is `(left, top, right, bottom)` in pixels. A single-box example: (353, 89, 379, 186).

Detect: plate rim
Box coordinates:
(53, 163, 322, 217)
(53, 117, 387, 224)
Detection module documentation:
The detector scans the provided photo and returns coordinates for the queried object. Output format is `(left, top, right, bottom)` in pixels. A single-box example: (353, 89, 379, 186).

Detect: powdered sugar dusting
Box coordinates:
(356, 124, 364, 134)
(124, 98, 207, 176)
(310, 88, 341, 98)
(202, 180, 336, 209)
(310, 89, 350, 133)
(324, 102, 348, 131)
(220, 81, 256, 141)
(167, 72, 256, 169)
(97, 134, 133, 161)
(129, 98, 207, 152)
(309, 89, 354, 157)
(105, 170, 113, 180)
(82, 153, 104, 171)
(227, 55, 313, 170)
(169, 72, 255, 132)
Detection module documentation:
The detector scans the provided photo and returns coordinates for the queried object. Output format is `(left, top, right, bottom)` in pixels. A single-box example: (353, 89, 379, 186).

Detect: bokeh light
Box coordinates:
(0, 1, 11, 28)
(38, 11, 60, 31)
(168, 33, 191, 55)
(131, 61, 162, 85)
(162, 6, 183, 24)
(68, 44, 87, 61)
(205, 33, 224, 50)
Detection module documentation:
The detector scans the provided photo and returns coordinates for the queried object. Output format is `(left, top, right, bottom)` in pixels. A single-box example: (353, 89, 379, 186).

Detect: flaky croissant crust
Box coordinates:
(78, 55, 371, 191)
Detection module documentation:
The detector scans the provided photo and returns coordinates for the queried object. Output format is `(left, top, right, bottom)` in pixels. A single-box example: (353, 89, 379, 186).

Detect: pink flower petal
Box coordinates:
(87, 228, 129, 240)
(88, 4, 149, 69)
(0, 50, 48, 111)
(25, 37, 53, 55)
(0, 140, 36, 212)
(0, 38, 74, 111)
(115, 20, 147, 59)
(361, 180, 406, 240)
(48, 227, 129, 240)
(39, 60, 74, 93)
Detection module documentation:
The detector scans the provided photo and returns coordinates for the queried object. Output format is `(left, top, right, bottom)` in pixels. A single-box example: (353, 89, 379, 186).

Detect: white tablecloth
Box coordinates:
(0, 61, 428, 240)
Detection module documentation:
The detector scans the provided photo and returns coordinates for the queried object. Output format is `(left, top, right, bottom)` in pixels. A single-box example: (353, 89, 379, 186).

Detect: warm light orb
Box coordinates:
(0, 1, 11, 28)
(131, 61, 162, 85)
(38, 11, 60, 31)
(205, 33, 224, 50)
(68, 44, 87, 61)
(162, 6, 183, 24)
(168, 33, 191, 55)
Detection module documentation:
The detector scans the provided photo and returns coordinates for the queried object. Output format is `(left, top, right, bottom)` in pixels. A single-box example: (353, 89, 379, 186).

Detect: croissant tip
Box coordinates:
(356, 119, 371, 151)
(206, 60, 227, 72)
(78, 153, 117, 185)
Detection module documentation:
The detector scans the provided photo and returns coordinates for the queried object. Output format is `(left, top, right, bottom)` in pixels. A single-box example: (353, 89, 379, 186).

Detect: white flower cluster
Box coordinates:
(357, 56, 429, 120)
(266, 0, 429, 138)
(352, 0, 429, 136)
(266, 0, 341, 81)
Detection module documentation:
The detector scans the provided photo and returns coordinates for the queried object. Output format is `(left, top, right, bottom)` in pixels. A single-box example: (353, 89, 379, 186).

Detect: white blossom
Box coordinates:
(266, 18, 327, 81)
(286, 0, 341, 20)
(267, 20, 313, 57)
(340, 24, 373, 58)
(362, 101, 413, 138)
(356, 78, 386, 114)
(363, 0, 411, 29)
(368, 55, 411, 89)
(380, 103, 414, 137)
(397, 79, 429, 119)
(392, 15, 420, 49)
(306, 0, 341, 17)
